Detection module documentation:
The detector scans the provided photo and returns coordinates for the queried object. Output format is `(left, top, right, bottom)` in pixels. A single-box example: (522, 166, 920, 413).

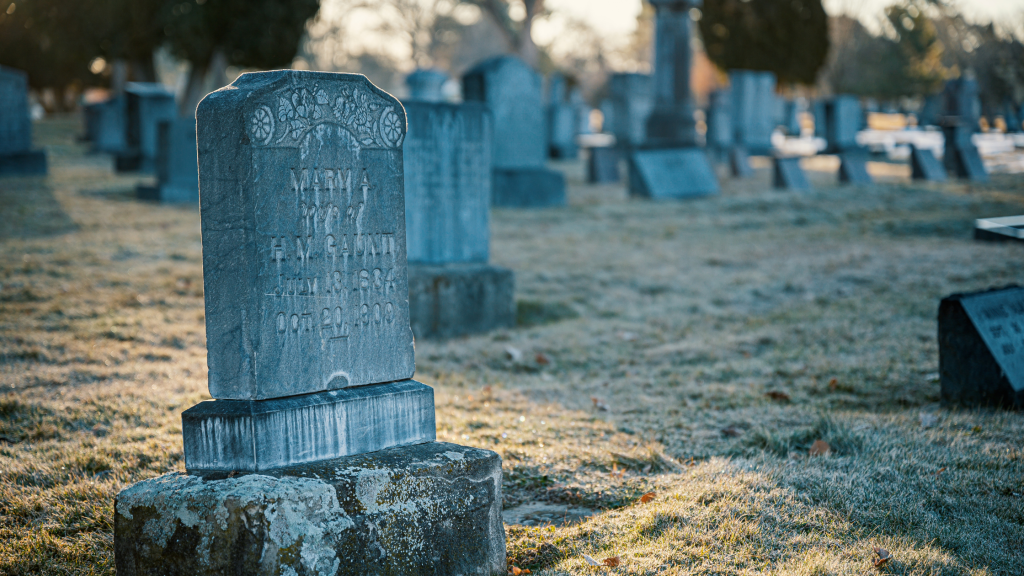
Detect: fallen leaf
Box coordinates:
(602, 557, 620, 567)
(535, 352, 551, 365)
(508, 567, 530, 575)
(809, 439, 831, 456)
(505, 346, 523, 362)
(765, 391, 791, 401)
(873, 547, 892, 567)
(721, 426, 743, 437)
(583, 554, 600, 566)
(933, 467, 946, 475)
(828, 377, 838, 391)
(919, 412, 939, 429)
(592, 397, 610, 411)
(639, 492, 656, 504)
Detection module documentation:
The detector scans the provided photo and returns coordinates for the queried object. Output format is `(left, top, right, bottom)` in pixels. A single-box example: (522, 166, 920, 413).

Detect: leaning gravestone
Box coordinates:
(115, 82, 176, 173)
(773, 156, 810, 191)
(0, 66, 47, 176)
(136, 118, 199, 203)
(114, 71, 505, 575)
(404, 100, 515, 339)
(939, 286, 1024, 409)
(629, 0, 719, 199)
(463, 56, 565, 207)
(941, 122, 988, 183)
(910, 144, 947, 182)
(607, 73, 653, 150)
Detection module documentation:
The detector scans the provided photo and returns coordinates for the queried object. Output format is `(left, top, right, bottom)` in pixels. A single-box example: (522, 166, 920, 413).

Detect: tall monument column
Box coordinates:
(644, 0, 700, 147)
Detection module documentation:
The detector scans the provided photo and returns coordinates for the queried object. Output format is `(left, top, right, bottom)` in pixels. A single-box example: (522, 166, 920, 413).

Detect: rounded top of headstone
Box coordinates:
(200, 70, 407, 151)
(405, 69, 449, 103)
(0, 65, 27, 82)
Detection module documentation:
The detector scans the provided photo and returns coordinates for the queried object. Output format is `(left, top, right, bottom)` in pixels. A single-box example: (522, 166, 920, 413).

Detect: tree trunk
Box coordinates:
(518, 0, 542, 68)
(180, 58, 211, 119)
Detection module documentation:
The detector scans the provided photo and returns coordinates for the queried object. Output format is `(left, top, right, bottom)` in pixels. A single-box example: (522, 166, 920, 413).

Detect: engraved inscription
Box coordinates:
(961, 289, 1024, 392)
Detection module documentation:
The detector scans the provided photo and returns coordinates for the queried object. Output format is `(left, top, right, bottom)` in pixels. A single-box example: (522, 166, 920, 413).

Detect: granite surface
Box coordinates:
(403, 101, 491, 264)
(115, 442, 506, 576)
(197, 71, 416, 400)
(491, 168, 566, 208)
(408, 262, 515, 339)
(629, 148, 719, 199)
(117, 83, 176, 173)
(773, 156, 810, 191)
(911, 145, 947, 182)
(838, 152, 872, 185)
(462, 56, 546, 170)
(182, 380, 435, 472)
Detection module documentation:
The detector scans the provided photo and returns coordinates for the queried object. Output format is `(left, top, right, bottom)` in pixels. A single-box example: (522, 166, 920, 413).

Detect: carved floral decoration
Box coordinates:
(249, 83, 404, 149)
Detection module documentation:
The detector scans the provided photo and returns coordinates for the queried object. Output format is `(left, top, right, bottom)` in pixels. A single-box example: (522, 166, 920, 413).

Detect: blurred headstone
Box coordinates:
(939, 286, 1024, 409)
(918, 94, 943, 127)
(588, 146, 620, 183)
(403, 101, 514, 339)
(942, 78, 981, 132)
(812, 100, 827, 139)
(629, 0, 718, 199)
(405, 68, 448, 103)
(729, 147, 753, 177)
(463, 56, 565, 207)
(838, 151, 871, 184)
(705, 89, 733, 164)
(89, 97, 127, 154)
(824, 95, 862, 153)
(115, 71, 505, 576)
(115, 82, 176, 173)
(0, 66, 47, 176)
(910, 144, 947, 182)
(1002, 101, 1020, 133)
(547, 73, 578, 159)
(571, 88, 592, 135)
(608, 73, 653, 149)
(773, 156, 810, 191)
(782, 100, 801, 136)
(136, 118, 199, 203)
(942, 123, 988, 182)
(730, 69, 776, 155)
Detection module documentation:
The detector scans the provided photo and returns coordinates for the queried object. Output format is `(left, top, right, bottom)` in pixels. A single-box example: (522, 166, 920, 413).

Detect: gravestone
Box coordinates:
(89, 96, 127, 154)
(730, 69, 776, 155)
(629, 0, 719, 199)
(824, 95, 862, 153)
(838, 151, 872, 184)
(403, 101, 515, 339)
(975, 216, 1024, 244)
(782, 100, 801, 136)
(136, 118, 200, 203)
(588, 146, 620, 183)
(773, 156, 810, 191)
(942, 123, 988, 182)
(812, 100, 827, 139)
(1001, 101, 1020, 133)
(547, 73, 578, 159)
(571, 88, 592, 135)
(729, 147, 753, 177)
(939, 286, 1024, 409)
(114, 71, 505, 575)
(115, 82, 177, 173)
(918, 94, 943, 127)
(0, 66, 47, 176)
(705, 89, 733, 164)
(607, 73, 653, 149)
(405, 68, 448, 103)
(942, 78, 981, 132)
(910, 144, 947, 182)
(463, 56, 565, 207)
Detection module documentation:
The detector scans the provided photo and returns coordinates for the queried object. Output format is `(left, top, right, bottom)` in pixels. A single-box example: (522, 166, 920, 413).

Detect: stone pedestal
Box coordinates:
(408, 263, 515, 339)
(587, 146, 620, 183)
(115, 441, 506, 576)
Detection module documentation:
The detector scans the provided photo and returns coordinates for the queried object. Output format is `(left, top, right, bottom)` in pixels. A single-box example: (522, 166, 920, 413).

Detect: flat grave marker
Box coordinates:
(975, 215, 1024, 244)
(839, 152, 872, 184)
(911, 145, 948, 182)
(630, 148, 719, 199)
(773, 156, 810, 191)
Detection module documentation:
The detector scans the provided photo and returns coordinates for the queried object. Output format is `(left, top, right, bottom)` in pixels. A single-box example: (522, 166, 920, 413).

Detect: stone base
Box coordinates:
(492, 168, 566, 208)
(115, 153, 154, 174)
(911, 146, 947, 182)
(587, 146, 620, 183)
(115, 441, 506, 576)
(838, 151, 872, 184)
(408, 262, 515, 339)
(0, 149, 47, 176)
(773, 156, 810, 191)
(136, 183, 200, 204)
(629, 147, 719, 199)
(182, 380, 436, 472)
(729, 147, 753, 178)
(946, 144, 988, 182)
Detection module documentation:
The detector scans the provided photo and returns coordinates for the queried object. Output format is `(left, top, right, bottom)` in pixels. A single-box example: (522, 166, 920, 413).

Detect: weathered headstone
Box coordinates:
(824, 95, 862, 153)
(910, 144, 947, 182)
(939, 286, 1024, 409)
(942, 123, 988, 182)
(773, 156, 810, 191)
(547, 73, 578, 159)
(115, 82, 177, 172)
(136, 118, 200, 204)
(705, 89, 733, 164)
(629, 0, 719, 199)
(838, 151, 872, 184)
(729, 147, 753, 177)
(975, 215, 1024, 243)
(405, 68, 448, 103)
(588, 145, 620, 183)
(812, 100, 827, 139)
(0, 66, 47, 176)
(403, 101, 515, 339)
(463, 55, 566, 207)
(114, 71, 505, 575)
(730, 69, 777, 155)
(89, 96, 127, 154)
(782, 99, 802, 136)
(942, 78, 981, 132)
(918, 93, 943, 127)
(607, 73, 653, 149)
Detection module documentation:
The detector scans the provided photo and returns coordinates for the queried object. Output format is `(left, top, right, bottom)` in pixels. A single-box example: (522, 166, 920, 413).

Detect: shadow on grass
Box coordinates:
(0, 181, 77, 240)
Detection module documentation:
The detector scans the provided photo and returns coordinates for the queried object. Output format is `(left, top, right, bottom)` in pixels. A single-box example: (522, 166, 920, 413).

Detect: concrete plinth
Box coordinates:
(0, 150, 47, 176)
(408, 262, 515, 339)
(115, 441, 506, 576)
(492, 168, 566, 208)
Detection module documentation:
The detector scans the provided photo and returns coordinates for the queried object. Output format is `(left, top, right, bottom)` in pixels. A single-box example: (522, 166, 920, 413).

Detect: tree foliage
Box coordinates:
(699, 0, 830, 85)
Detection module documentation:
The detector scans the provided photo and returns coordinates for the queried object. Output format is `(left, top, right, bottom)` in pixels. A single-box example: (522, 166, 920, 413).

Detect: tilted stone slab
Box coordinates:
(773, 156, 810, 191)
(588, 146, 620, 183)
(911, 145, 947, 182)
(115, 441, 506, 576)
(629, 148, 719, 199)
(197, 71, 415, 400)
(182, 380, 435, 472)
(838, 151, 872, 185)
(975, 215, 1024, 244)
(939, 286, 1024, 409)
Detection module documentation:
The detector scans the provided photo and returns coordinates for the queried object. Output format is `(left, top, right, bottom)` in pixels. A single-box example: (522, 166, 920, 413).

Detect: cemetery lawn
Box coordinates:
(1, 117, 1022, 576)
